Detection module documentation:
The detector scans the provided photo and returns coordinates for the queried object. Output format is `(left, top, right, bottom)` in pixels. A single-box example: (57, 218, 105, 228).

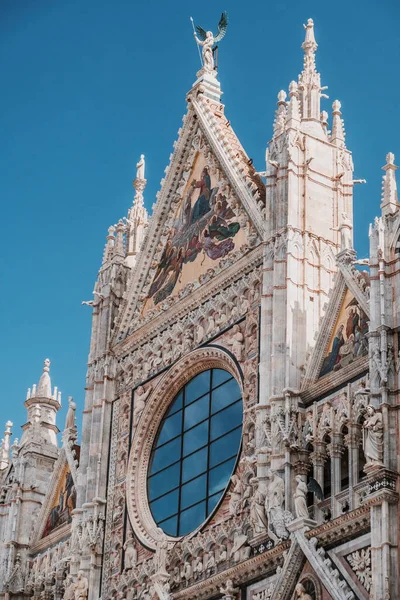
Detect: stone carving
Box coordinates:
(332, 212, 353, 251)
(63, 575, 75, 600)
(293, 475, 309, 519)
(124, 538, 137, 570)
(227, 324, 245, 361)
(265, 472, 291, 541)
(294, 582, 312, 599)
(205, 550, 215, 575)
(133, 385, 152, 427)
(74, 571, 89, 600)
(220, 578, 238, 599)
(229, 474, 243, 515)
(230, 532, 251, 562)
(249, 478, 268, 535)
(363, 405, 384, 464)
(346, 547, 371, 592)
(154, 528, 170, 576)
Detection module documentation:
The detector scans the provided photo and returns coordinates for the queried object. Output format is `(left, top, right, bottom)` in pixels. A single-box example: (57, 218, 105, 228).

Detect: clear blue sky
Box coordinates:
(1, 0, 398, 441)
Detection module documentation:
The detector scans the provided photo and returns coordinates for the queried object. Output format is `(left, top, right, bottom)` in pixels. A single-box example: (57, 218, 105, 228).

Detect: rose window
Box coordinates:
(147, 368, 242, 536)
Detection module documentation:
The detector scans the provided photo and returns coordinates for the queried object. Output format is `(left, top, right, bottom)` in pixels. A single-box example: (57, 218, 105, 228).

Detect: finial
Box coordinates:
(287, 81, 301, 125)
(273, 90, 288, 136)
(102, 225, 115, 265)
(331, 100, 345, 146)
(302, 18, 317, 52)
(381, 152, 398, 214)
(36, 358, 52, 398)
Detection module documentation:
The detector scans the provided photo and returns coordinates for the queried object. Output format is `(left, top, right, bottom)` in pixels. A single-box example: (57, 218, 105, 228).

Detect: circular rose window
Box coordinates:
(147, 368, 243, 537)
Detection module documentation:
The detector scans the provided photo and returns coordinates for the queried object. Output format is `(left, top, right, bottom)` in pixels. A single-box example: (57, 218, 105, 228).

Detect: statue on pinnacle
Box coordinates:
(192, 12, 228, 73)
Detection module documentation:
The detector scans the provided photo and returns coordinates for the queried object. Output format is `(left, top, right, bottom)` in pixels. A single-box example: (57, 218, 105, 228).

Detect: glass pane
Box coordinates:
(165, 392, 183, 417)
(210, 401, 242, 441)
(178, 501, 206, 536)
(183, 420, 208, 456)
(207, 491, 223, 514)
(158, 514, 178, 537)
(212, 369, 232, 387)
(185, 371, 211, 405)
(180, 474, 207, 510)
(150, 437, 181, 474)
(184, 395, 209, 430)
(156, 411, 182, 447)
(209, 427, 242, 468)
(150, 488, 179, 523)
(148, 462, 180, 501)
(211, 378, 241, 414)
(182, 447, 208, 483)
(208, 457, 236, 495)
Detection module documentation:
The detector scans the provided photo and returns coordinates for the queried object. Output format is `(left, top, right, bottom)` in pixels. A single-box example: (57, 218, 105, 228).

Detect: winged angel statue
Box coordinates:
(193, 12, 228, 73)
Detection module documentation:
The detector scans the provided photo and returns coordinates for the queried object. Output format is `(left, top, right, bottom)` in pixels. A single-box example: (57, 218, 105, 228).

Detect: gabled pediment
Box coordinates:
(302, 261, 370, 393)
(31, 448, 76, 549)
(113, 78, 265, 343)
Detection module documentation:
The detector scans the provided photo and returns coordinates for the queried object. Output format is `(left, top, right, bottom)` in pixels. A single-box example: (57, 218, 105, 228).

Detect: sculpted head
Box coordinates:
(366, 405, 376, 416)
(206, 31, 213, 39)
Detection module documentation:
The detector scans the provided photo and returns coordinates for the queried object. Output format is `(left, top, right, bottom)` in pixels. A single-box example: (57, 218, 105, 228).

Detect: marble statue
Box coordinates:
(193, 12, 228, 73)
(154, 528, 169, 575)
(74, 571, 88, 600)
(63, 575, 75, 600)
(136, 154, 145, 180)
(65, 397, 76, 429)
(133, 385, 151, 427)
(228, 325, 245, 361)
(293, 476, 309, 519)
(363, 405, 384, 464)
(249, 478, 268, 535)
(294, 582, 312, 600)
(265, 472, 290, 540)
(124, 538, 137, 570)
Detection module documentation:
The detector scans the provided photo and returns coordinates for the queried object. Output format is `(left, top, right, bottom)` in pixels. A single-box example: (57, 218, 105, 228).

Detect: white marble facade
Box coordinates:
(1, 18, 399, 600)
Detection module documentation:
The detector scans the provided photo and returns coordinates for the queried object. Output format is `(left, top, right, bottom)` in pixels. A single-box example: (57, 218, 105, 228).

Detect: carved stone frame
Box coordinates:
(126, 345, 243, 549)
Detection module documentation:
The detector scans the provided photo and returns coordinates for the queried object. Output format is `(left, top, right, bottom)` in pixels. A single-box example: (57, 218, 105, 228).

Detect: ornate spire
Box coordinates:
(22, 359, 61, 448)
(330, 100, 345, 146)
(126, 154, 149, 268)
(36, 358, 52, 398)
(381, 152, 399, 214)
(298, 18, 323, 121)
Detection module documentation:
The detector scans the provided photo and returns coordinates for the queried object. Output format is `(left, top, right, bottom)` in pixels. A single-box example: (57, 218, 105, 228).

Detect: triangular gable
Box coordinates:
(31, 449, 76, 549)
(113, 83, 265, 343)
(302, 268, 370, 391)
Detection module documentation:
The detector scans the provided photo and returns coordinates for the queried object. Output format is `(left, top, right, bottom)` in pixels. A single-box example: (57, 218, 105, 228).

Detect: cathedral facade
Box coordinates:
(1, 18, 399, 600)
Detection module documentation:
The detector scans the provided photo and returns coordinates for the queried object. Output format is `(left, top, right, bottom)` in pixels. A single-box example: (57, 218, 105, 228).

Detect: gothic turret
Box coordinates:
(20, 358, 61, 447)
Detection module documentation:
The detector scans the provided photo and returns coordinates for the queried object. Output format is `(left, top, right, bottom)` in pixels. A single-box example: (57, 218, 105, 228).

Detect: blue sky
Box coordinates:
(0, 0, 399, 441)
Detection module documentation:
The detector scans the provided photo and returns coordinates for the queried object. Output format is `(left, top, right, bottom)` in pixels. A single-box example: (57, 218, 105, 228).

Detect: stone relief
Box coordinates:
(346, 547, 372, 592)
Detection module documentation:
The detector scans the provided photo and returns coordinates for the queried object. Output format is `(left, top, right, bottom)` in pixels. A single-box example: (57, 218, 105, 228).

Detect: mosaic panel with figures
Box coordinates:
(143, 150, 248, 312)
(319, 289, 368, 378)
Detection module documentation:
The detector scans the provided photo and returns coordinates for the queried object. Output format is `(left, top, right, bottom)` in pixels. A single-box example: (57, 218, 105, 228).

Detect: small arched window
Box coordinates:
(340, 426, 350, 490)
(323, 436, 332, 498)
